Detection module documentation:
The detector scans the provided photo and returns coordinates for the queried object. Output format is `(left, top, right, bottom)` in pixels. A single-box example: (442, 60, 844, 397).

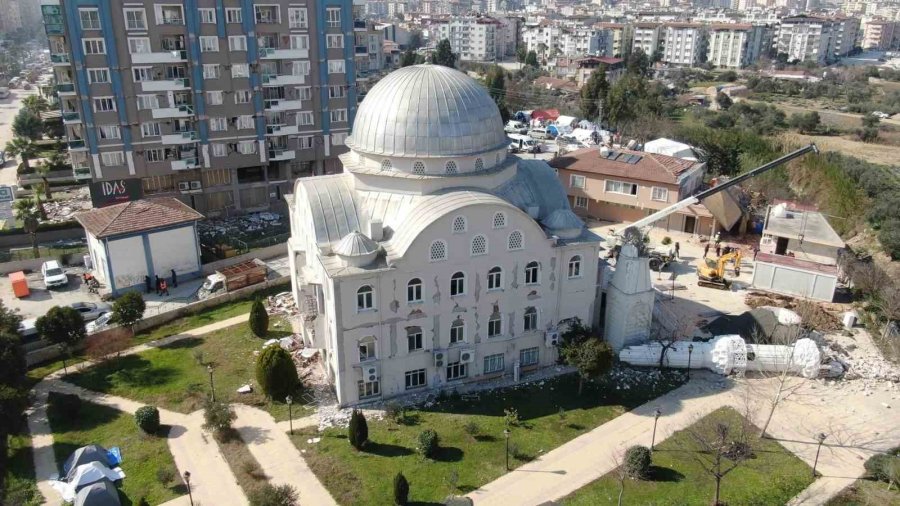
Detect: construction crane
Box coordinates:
(696, 250, 743, 289)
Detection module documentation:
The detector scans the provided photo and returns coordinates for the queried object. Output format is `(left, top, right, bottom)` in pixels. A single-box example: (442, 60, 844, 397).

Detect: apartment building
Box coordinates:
(830, 17, 860, 59)
(707, 24, 766, 69)
(41, 0, 356, 214)
(660, 23, 703, 67)
(776, 15, 834, 65)
(434, 16, 503, 62)
(594, 22, 629, 58)
(521, 23, 560, 56)
(631, 23, 661, 56)
(862, 19, 898, 50)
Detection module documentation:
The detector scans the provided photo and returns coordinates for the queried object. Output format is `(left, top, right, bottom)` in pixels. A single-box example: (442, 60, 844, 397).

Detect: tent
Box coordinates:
(74, 479, 121, 506)
(53, 462, 125, 502)
(555, 115, 577, 128)
(644, 138, 697, 161)
(64, 445, 111, 482)
(530, 108, 560, 121)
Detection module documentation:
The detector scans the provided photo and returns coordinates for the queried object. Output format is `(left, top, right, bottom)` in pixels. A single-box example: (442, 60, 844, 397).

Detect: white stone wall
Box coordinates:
(107, 235, 146, 290)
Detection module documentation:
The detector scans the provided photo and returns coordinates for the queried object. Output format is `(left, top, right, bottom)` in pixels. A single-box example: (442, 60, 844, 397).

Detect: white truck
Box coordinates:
(198, 258, 268, 299)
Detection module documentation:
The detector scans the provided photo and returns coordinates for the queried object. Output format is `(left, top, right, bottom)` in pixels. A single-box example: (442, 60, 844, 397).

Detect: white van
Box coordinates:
(529, 127, 552, 140)
(508, 134, 541, 154)
(504, 120, 528, 134)
(41, 260, 68, 289)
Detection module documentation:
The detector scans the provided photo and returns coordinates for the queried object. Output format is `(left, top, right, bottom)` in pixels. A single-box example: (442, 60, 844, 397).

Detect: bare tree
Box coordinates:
(650, 302, 692, 369)
(685, 411, 756, 506)
(610, 448, 628, 506)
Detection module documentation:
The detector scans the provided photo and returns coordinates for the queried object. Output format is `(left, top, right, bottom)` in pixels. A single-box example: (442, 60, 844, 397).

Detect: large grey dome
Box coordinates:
(346, 64, 507, 158)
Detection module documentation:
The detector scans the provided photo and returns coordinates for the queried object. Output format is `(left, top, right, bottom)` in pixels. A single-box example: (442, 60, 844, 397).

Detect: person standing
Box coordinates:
(171, 269, 178, 288)
(155, 275, 161, 295)
(715, 244, 722, 257)
(752, 246, 760, 261)
(703, 243, 710, 258)
(160, 278, 169, 296)
(674, 242, 680, 260)
(144, 275, 152, 294)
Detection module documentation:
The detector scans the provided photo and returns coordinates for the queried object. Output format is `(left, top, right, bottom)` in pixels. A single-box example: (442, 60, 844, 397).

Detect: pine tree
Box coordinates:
(431, 39, 456, 68)
(249, 298, 269, 337)
(393, 472, 409, 505)
(255, 345, 299, 400)
(348, 409, 369, 450)
(580, 66, 609, 122)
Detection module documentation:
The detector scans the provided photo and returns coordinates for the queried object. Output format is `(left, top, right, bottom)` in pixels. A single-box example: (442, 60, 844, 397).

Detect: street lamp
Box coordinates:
(286, 395, 293, 435)
(812, 432, 827, 478)
(503, 428, 511, 471)
(207, 364, 216, 402)
(183, 470, 193, 506)
(651, 408, 662, 452)
(687, 343, 694, 380)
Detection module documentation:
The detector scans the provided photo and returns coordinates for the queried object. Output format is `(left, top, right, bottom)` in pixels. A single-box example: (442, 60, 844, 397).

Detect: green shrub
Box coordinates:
(348, 409, 368, 450)
(503, 407, 520, 428)
(135, 405, 161, 434)
(463, 420, 480, 437)
(624, 445, 652, 480)
(202, 398, 236, 440)
(248, 298, 269, 337)
(255, 345, 299, 400)
(385, 402, 404, 423)
(156, 466, 175, 487)
(136, 497, 151, 506)
(864, 450, 900, 483)
(393, 471, 410, 505)
(661, 236, 672, 246)
(248, 483, 299, 506)
(418, 429, 439, 458)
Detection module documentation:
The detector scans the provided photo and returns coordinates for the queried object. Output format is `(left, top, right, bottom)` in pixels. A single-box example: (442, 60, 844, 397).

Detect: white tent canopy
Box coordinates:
(51, 462, 125, 502)
(644, 138, 698, 161)
(555, 115, 577, 127)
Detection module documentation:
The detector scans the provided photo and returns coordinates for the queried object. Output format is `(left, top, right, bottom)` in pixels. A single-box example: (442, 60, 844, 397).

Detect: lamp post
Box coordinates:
(651, 408, 661, 452)
(812, 432, 827, 478)
(207, 364, 216, 402)
(504, 428, 511, 471)
(687, 343, 694, 380)
(183, 470, 193, 506)
(286, 395, 293, 435)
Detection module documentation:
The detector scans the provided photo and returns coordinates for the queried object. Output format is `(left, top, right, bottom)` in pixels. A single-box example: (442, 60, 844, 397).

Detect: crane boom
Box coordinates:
(621, 144, 819, 233)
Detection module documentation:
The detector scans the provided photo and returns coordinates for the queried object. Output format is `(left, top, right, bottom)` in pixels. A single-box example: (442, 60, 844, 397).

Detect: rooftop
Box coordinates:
(75, 197, 204, 239)
(549, 146, 702, 185)
(763, 207, 845, 248)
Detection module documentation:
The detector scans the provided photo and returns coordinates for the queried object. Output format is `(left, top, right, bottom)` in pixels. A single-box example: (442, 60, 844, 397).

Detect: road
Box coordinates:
(0, 88, 35, 186)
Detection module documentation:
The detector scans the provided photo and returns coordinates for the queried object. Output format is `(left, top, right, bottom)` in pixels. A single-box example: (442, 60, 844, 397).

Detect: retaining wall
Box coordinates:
(0, 227, 84, 248)
(201, 242, 285, 273)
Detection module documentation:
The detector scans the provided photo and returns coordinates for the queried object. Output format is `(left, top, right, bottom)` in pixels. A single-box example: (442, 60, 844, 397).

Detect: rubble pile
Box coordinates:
(198, 212, 286, 243)
(42, 187, 92, 223)
(265, 291, 299, 316)
(745, 292, 841, 332)
(607, 365, 687, 391)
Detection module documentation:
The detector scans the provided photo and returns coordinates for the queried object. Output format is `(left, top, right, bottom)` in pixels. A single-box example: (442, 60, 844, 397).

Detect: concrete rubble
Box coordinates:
(42, 187, 92, 223)
(265, 291, 299, 316)
(197, 211, 285, 243)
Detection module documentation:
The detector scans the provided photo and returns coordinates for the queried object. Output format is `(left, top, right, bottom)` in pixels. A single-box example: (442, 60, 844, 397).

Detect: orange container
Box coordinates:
(10, 271, 29, 298)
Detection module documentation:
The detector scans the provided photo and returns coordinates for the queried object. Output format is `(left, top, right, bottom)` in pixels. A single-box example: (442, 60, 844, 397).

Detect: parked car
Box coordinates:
(18, 318, 38, 340)
(41, 260, 68, 289)
(508, 134, 541, 154)
(528, 127, 553, 140)
(69, 302, 111, 322)
(86, 312, 113, 333)
(504, 120, 528, 134)
(872, 111, 890, 119)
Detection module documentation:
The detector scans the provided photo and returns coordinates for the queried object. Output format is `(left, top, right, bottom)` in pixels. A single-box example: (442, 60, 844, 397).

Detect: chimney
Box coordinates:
(369, 219, 383, 241)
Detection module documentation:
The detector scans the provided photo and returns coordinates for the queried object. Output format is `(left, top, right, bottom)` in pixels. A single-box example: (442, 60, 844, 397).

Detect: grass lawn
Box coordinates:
(217, 429, 273, 500)
(3, 423, 41, 506)
(47, 393, 183, 505)
(65, 322, 311, 420)
(827, 478, 900, 505)
(290, 369, 686, 505)
(562, 407, 814, 506)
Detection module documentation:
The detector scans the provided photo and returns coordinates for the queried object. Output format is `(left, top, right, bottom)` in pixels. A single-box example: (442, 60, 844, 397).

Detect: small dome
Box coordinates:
(334, 231, 378, 257)
(346, 64, 508, 158)
(542, 209, 584, 239)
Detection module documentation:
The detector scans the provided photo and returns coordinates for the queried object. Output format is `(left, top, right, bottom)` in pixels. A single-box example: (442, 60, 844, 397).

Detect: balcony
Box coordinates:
(160, 16, 184, 26)
(72, 166, 91, 180)
(264, 98, 303, 111)
(151, 105, 194, 119)
(50, 53, 70, 65)
(171, 157, 199, 171)
(132, 50, 187, 65)
(44, 23, 64, 35)
(56, 83, 75, 94)
(258, 47, 309, 60)
(62, 111, 80, 124)
(68, 139, 87, 151)
(268, 149, 295, 161)
(265, 124, 299, 136)
(141, 78, 190, 92)
(261, 74, 304, 87)
(161, 131, 197, 144)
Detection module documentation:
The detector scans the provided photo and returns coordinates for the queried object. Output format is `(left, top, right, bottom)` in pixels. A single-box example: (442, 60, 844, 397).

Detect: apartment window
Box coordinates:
(450, 272, 465, 296)
(288, 8, 308, 29)
(357, 285, 374, 311)
(446, 362, 467, 381)
(326, 7, 341, 28)
(292, 61, 310, 76)
(405, 369, 426, 389)
(290, 35, 309, 50)
(79, 9, 100, 30)
(430, 240, 447, 262)
(255, 5, 279, 23)
(206, 91, 223, 105)
(199, 8, 216, 23)
(124, 8, 146, 30)
(136, 95, 159, 110)
(232, 64, 249, 78)
(132, 67, 152, 82)
(471, 235, 487, 256)
(568, 255, 582, 278)
(297, 111, 314, 125)
(93, 98, 115, 112)
(87, 68, 109, 84)
(651, 187, 669, 202)
(228, 36, 247, 52)
(520, 346, 539, 366)
(332, 133, 347, 146)
(156, 4, 184, 25)
(83, 39, 106, 55)
(225, 8, 241, 23)
(358, 380, 379, 399)
(407, 278, 422, 303)
(487, 266, 502, 290)
(100, 151, 124, 166)
(605, 180, 638, 196)
(145, 148, 164, 162)
(450, 318, 465, 344)
(326, 34, 344, 48)
(209, 117, 227, 132)
(484, 353, 504, 374)
(143, 175, 174, 194)
(127, 37, 151, 54)
(525, 261, 540, 285)
(328, 60, 345, 74)
(488, 313, 502, 338)
(574, 196, 589, 209)
(298, 136, 314, 149)
(234, 90, 252, 104)
(358, 337, 375, 361)
(97, 125, 120, 140)
(236, 115, 254, 129)
(212, 143, 227, 157)
(507, 230, 523, 250)
(570, 174, 586, 189)
(140, 122, 160, 137)
(331, 109, 347, 123)
(199, 36, 219, 52)
(523, 307, 538, 332)
(298, 86, 312, 100)
(328, 85, 346, 99)
(407, 328, 423, 352)
(203, 65, 220, 80)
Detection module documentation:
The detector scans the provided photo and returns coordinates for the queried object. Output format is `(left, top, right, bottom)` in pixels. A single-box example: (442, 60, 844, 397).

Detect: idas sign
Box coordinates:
(89, 179, 143, 207)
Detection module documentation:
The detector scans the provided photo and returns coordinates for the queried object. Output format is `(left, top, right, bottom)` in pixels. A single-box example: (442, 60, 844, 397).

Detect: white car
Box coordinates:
(86, 312, 113, 334)
(41, 260, 68, 289)
(873, 111, 890, 119)
(504, 120, 528, 134)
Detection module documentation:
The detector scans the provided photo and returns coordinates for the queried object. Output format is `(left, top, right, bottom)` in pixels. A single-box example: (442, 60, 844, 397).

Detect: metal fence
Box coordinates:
(0, 245, 87, 263)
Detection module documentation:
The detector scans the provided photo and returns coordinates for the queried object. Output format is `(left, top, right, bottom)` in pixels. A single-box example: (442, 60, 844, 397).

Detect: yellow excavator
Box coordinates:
(696, 250, 742, 289)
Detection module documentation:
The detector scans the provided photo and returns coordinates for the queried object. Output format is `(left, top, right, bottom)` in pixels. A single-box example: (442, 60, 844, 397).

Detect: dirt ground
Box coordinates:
(781, 132, 900, 167)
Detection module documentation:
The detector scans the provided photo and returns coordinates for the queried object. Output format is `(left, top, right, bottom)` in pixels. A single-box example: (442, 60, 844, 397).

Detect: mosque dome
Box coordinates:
(334, 231, 379, 267)
(345, 64, 508, 158)
(541, 209, 584, 239)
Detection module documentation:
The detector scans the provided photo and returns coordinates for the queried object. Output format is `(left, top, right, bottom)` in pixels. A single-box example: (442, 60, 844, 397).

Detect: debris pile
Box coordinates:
(42, 187, 92, 223)
(745, 292, 841, 332)
(265, 291, 299, 316)
(198, 212, 287, 244)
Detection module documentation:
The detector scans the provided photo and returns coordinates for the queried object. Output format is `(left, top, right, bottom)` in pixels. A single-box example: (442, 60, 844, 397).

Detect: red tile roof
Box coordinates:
(549, 146, 702, 185)
(709, 23, 753, 30)
(75, 197, 204, 239)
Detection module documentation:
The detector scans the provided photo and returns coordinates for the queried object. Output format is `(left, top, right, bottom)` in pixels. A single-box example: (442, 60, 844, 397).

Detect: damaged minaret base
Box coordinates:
(619, 335, 840, 379)
(604, 243, 655, 352)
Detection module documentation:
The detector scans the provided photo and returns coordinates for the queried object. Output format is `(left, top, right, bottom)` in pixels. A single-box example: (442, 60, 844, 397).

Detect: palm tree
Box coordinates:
(21, 95, 50, 115)
(6, 136, 37, 172)
(13, 197, 40, 258)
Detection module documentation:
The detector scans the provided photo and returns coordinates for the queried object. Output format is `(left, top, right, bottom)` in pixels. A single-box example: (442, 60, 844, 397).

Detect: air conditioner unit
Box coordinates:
(433, 350, 446, 368)
(177, 181, 190, 191)
(189, 180, 201, 190)
(545, 330, 560, 348)
(459, 349, 475, 364)
(363, 363, 379, 382)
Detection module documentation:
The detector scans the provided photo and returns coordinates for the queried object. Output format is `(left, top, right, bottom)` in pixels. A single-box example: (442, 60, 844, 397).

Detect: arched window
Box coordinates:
(450, 271, 465, 296)
(429, 240, 447, 261)
(452, 215, 467, 234)
(445, 160, 458, 174)
(412, 161, 425, 174)
(357, 285, 374, 310)
(487, 266, 502, 290)
(450, 317, 465, 343)
(524, 307, 538, 332)
(407, 278, 422, 303)
(493, 212, 506, 229)
(525, 261, 540, 285)
(488, 311, 502, 337)
(568, 255, 582, 278)
(471, 235, 487, 256)
(474, 158, 484, 171)
(508, 230, 523, 250)
(380, 159, 392, 171)
(358, 336, 376, 361)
